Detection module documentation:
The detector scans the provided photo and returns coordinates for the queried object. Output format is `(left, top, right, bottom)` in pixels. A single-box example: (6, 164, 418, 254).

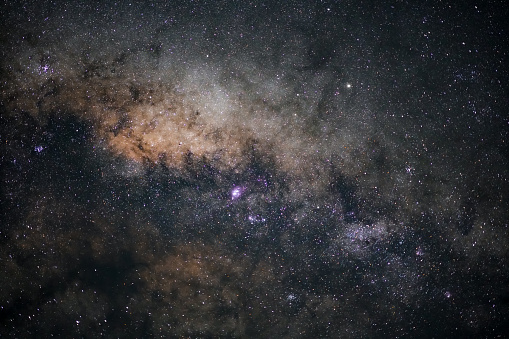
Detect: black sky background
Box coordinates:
(1, 0, 509, 337)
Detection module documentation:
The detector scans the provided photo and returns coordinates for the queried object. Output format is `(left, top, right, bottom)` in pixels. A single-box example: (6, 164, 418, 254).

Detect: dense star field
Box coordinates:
(1, 0, 509, 337)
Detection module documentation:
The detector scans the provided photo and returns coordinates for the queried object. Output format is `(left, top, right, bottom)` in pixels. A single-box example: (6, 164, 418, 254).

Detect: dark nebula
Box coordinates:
(1, 1, 509, 337)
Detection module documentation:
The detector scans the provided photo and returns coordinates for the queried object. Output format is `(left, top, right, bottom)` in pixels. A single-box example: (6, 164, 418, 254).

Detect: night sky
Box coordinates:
(1, 0, 509, 337)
